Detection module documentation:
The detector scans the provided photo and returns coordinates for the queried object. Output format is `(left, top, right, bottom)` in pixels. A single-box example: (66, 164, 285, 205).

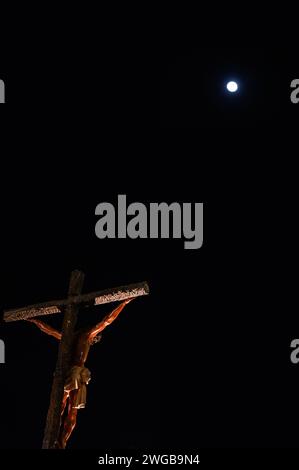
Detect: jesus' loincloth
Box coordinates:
(64, 366, 91, 409)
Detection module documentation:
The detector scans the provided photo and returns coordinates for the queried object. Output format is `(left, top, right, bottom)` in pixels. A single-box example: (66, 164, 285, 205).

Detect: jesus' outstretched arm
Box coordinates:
(27, 318, 62, 340)
(87, 298, 134, 341)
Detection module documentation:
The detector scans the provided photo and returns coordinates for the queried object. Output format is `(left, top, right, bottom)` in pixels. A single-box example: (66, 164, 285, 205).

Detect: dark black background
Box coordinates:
(0, 35, 298, 451)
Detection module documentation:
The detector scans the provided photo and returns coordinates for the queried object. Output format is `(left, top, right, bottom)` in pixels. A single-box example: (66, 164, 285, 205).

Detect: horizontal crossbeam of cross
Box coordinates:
(3, 281, 149, 322)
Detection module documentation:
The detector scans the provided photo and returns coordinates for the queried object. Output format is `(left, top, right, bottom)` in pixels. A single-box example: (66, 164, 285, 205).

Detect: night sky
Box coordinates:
(0, 41, 298, 451)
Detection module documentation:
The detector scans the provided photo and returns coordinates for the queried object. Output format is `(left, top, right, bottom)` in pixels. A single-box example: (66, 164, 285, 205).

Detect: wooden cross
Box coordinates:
(4, 270, 149, 449)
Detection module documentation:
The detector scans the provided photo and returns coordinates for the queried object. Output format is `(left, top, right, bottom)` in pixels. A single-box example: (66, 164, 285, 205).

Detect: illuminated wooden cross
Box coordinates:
(4, 270, 149, 449)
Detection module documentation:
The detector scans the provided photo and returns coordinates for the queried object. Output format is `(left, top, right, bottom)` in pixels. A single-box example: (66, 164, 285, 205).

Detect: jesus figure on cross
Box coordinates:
(27, 298, 134, 449)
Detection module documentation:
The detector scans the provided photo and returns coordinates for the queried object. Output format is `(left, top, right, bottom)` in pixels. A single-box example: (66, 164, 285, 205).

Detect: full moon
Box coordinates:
(226, 81, 238, 93)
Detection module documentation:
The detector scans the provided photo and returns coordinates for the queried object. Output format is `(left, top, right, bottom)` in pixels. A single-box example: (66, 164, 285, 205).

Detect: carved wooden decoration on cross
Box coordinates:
(4, 270, 149, 449)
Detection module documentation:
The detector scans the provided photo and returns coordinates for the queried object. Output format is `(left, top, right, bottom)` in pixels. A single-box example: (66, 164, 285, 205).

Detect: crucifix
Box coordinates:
(4, 270, 149, 449)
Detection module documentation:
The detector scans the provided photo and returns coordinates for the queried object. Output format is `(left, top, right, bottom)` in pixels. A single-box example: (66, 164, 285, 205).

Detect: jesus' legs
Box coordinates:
(60, 391, 69, 417)
(58, 391, 78, 449)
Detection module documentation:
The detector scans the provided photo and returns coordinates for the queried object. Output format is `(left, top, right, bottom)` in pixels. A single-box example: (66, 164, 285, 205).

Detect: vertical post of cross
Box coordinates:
(42, 270, 85, 449)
